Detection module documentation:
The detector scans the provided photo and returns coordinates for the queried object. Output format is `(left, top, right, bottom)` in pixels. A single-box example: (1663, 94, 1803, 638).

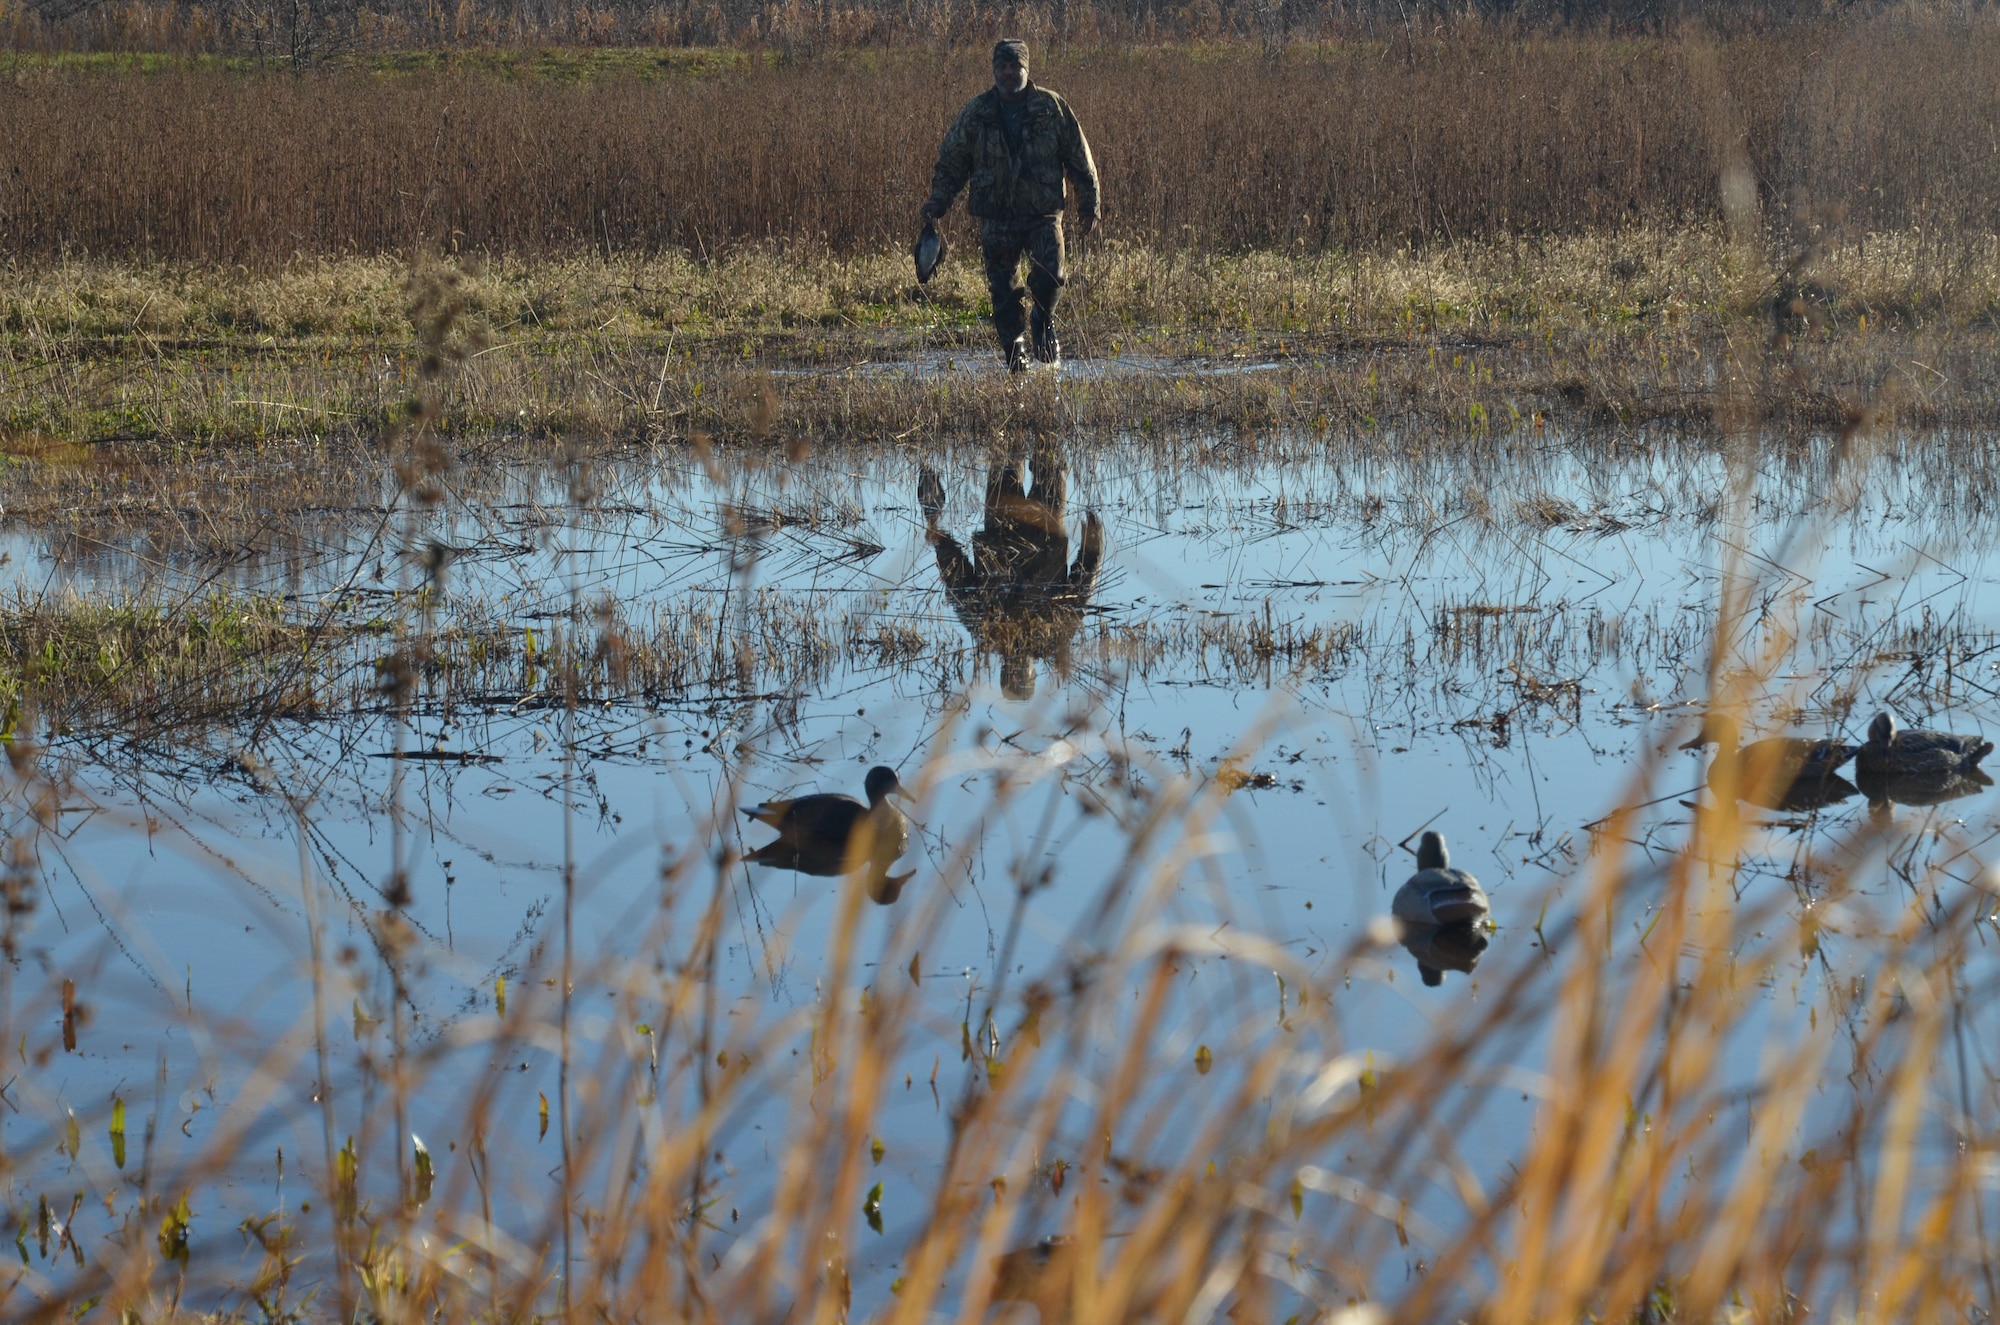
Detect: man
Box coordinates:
(920, 39, 1101, 372)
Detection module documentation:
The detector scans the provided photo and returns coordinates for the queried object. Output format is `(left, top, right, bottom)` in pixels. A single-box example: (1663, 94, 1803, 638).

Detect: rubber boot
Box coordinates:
(1030, 307, 1060, 366)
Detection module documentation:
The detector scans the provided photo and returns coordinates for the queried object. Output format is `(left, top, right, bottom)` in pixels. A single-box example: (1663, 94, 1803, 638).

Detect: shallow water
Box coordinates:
(8, 426, 2000, 1311)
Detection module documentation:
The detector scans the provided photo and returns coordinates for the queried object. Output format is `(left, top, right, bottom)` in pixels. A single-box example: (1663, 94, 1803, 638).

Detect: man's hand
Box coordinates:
(919, 200, 944, 221)
(1078, 213, 1099, 239)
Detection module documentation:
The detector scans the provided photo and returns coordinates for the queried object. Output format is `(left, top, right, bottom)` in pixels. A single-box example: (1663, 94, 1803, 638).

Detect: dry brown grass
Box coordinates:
(9, 229, 2000, 449)
(6, 24, 2000, 260)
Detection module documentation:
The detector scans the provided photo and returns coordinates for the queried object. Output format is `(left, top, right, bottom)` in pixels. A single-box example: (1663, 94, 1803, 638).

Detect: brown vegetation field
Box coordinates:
(5, 23, 2000, 260)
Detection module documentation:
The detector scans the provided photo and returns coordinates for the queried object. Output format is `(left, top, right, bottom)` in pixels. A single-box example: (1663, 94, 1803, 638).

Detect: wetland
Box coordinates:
(10, 34, 2000, 1307)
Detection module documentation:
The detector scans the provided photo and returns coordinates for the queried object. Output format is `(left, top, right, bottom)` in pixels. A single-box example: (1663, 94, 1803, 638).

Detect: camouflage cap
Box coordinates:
(992, 38, 1028, 68)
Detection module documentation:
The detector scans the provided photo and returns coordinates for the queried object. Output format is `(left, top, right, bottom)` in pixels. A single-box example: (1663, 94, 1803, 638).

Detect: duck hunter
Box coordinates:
(919, 39, 1102, 371)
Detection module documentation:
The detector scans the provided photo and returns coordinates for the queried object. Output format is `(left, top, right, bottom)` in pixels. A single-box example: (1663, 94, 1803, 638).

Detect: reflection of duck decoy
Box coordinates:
(1856, 763, 1994, 811)
(742, 835, 912, 904)
(921, 447, 1102, 701)
(1750, 771, 1859, 813)
(1681, 715, 1856, 804)
(743, 766, 912, 903)
(1855, 711, 1993, 777)
(1399, 921, 1490, 988)
(1394, 832, 1491, 928)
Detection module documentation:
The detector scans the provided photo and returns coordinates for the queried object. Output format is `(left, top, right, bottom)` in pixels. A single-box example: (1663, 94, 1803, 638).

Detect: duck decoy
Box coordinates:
(1393, 831, 1492, 929)
(912, 219, 947, 285)
(743, 765, 911, 881)
(1855, 711, 1994, 777)
(1681, 715, 1856, 804)
(1399, 920, 1490, 987)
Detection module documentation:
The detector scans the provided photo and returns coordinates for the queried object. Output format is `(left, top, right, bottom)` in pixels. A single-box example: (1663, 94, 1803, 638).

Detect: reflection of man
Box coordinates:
(920, 449, 1103, 700)
(919, 39, 1101, 373)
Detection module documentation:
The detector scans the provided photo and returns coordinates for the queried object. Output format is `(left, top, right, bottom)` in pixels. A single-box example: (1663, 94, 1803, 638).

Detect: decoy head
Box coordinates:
(1869, 711, 1898, 744)
(1416, 830, 1449, 872)
(1000, 652, 1037, 701)
(864, 765, 908, 805)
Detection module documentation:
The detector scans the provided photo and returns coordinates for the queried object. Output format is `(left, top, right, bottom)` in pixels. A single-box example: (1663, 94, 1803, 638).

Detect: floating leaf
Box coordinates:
(863, 1181, 883, 1235)
(334, 1137, 359, 1221)
(538, 1092, 549, 1141)
(62, 1110, 78, 1161)
(157, 1193, 191, 1264)
(1194, 1045, 1213, 1075)
(870, 1136, 885, 1165)
(1290, 1173, 1304, 1220)
(1051, 1159, 1067, 1196)
(494, 976, 506, 1017)
(908, 951, 921, 986)
(412, 1134, 434, 1208)
(109, 1096, 126, 1170)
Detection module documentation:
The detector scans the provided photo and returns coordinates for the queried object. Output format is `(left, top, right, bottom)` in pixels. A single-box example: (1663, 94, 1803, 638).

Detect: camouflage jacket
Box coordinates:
(926, 84, 1100, 222)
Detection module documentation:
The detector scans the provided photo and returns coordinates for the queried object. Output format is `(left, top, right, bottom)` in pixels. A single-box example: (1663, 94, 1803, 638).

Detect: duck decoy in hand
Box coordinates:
(1393, 831, 1492, 929)
(1681, 715, 1856, 804)
(743, 766, 912, 900)
(912, 219, 947, 285)
(1855, 711, 1994, 777)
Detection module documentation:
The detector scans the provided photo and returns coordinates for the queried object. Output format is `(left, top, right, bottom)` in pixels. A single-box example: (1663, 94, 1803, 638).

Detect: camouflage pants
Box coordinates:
(980, 217, 1065, 348)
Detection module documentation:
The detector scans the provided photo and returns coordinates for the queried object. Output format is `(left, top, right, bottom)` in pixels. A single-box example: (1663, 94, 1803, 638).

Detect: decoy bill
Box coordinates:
(1855, 711, 1994, 777)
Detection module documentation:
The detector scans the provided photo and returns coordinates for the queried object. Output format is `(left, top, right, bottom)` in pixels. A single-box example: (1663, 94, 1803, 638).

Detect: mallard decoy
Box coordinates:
(1399, 921, 1490, 987)
(1681, 715, 1856, 803)
(743, 764, 910, 873)
(912, 219, 947, 285)
(1393, 831, 1491, 929)
(1855, 711, 1994, 777)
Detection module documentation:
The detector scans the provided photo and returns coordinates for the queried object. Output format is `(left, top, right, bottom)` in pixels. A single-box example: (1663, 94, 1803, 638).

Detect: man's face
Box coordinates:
(993, 58, 1027, 95)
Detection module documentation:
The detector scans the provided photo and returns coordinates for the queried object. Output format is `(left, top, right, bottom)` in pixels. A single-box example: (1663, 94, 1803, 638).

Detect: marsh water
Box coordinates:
(8, 417, 2000, 1311)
